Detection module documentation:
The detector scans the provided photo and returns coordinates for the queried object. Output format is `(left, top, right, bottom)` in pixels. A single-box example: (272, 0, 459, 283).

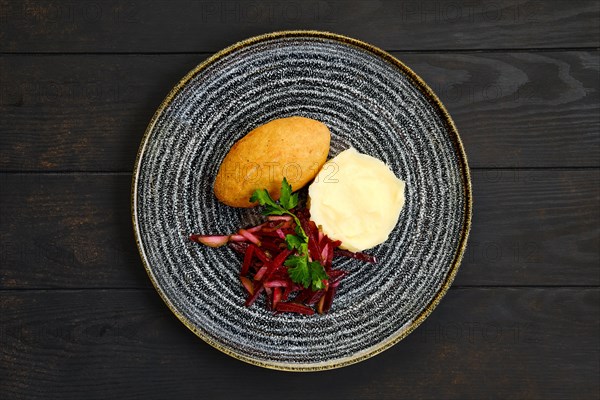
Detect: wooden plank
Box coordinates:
(407, 51, 600, 168)
(1, 170, 598, 289)
(0, 288, 598, 399)
(0, 54, 205, 171)
(0, 0, 598, 53)
(1, 51, 598, 171)
(460, 168, 600, 286)
(0, 173, 151, 289)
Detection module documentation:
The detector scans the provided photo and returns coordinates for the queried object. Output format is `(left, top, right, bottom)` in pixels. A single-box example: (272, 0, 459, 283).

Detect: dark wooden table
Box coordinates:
(1, 1, 599, 399)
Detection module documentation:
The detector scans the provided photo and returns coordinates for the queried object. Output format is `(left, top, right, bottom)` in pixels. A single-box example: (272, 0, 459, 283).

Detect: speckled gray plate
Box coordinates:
(132, 31, 471, 371)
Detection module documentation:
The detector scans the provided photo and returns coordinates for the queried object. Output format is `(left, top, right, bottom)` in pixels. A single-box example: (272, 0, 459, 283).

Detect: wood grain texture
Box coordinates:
(1, 170, 598, 289)
(0, 54, 205, 171)
(0, 173, 150, 289)
(1, 51, 598, 171)
(1, 0, 598, 53)
(1, 1, 598, 398)
(1, 288, 597, 399)
(408, 51, 600, 168)
(461, 169, 600, 286)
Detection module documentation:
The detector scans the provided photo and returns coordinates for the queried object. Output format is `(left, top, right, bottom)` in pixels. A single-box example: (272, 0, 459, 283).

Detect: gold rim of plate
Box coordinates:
(131, 30, 473, 372)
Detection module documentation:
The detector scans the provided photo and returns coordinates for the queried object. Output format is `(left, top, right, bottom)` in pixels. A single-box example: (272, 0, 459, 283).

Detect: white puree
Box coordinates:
(308, 147, 405, 252)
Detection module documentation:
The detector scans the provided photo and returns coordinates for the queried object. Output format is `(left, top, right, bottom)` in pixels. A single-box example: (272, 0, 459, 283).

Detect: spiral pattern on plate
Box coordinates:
(132, 32, 471, 370)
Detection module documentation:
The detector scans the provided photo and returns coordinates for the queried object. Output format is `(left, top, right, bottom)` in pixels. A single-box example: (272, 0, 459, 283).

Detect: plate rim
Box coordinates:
(131, 30, 473, 371)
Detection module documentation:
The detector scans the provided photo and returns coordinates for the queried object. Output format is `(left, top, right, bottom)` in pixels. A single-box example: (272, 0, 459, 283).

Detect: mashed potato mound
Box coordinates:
(308, 148, 405, 252)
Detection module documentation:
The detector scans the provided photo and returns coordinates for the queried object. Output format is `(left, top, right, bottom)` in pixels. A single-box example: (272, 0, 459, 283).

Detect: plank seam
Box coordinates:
(0, 285, 598, 292)
(1, 167, 599, 175)
(0, 47, 598, 56)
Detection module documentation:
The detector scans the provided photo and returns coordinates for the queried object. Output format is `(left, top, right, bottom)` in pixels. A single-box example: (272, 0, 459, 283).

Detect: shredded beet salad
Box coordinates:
(190, 179, 376, 315)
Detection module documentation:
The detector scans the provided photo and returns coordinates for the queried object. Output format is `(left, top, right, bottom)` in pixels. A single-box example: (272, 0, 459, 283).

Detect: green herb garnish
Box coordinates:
(250, 178, 328, 290)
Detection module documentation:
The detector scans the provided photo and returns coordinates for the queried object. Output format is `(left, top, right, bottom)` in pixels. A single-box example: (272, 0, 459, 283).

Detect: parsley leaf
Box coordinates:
(251, 178, 328, 290)
(286, 256, 329, 291)
(279, 177, 299, 210)
(249, 189, 277, 208)
(279, 177, 292, 209)
(249, 179, 298, 216)
(285, 234, 304, 252)
(264, 205, 287, 216)
(285, 255, 310, 288)
(308, 261, 328, 290)
(249, 188, 287, 216)
(294, 224, 308, 243)
(289, 193, 299, 209)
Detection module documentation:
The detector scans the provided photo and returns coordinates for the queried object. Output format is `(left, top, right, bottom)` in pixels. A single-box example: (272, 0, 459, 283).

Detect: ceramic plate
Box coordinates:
(132, 31, 471, 371)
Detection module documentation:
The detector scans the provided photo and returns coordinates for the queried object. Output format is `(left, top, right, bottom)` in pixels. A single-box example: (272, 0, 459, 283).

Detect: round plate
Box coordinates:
(132, 31, 472, 371)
